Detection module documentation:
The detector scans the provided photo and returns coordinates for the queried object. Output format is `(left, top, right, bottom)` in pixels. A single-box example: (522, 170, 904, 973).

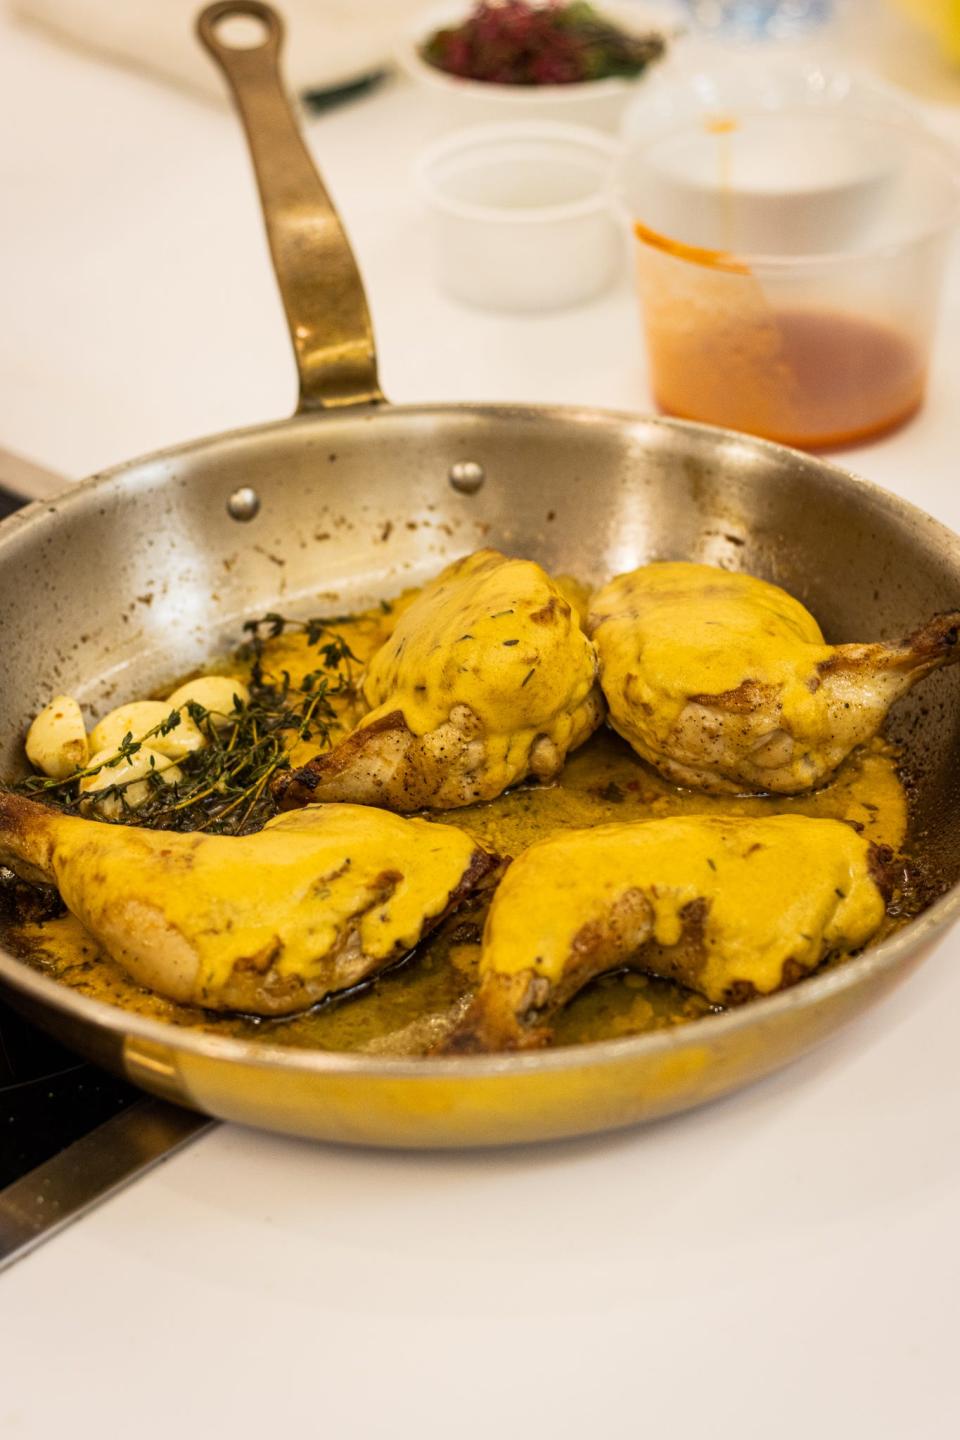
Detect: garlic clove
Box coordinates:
(165, 676, 250, 731)
(79, 745, 182, 819)
(89, 700, 205, 761)
(25, 695, 89, 779)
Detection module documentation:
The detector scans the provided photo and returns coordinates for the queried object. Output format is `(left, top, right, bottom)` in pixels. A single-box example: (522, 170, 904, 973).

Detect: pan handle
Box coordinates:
(197, 1, 384, 412)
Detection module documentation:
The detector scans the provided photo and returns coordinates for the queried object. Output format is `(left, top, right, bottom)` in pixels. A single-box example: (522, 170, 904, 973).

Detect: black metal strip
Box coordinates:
(0, 486, 29, 520)
(0, 1098, 215, 1272)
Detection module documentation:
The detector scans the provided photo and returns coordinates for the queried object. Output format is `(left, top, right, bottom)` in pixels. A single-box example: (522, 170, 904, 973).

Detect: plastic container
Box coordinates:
(417, 122, 623, 312)
(620, 62, 960, 448)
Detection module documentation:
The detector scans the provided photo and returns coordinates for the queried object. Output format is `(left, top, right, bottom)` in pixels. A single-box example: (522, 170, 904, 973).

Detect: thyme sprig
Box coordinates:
(15, 614, 359, 836)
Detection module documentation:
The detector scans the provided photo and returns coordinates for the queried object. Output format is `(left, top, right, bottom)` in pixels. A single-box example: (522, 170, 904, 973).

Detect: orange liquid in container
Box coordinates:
(634, 223, 927, 450)
(650, 307, 925, 449)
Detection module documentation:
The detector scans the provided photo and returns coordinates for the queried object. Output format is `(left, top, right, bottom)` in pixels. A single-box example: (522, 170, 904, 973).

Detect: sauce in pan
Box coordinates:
(1, 590, 910, 1054)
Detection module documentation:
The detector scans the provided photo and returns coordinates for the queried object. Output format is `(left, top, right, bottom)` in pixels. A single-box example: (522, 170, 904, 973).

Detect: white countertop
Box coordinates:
(2, 8, 960, 1437)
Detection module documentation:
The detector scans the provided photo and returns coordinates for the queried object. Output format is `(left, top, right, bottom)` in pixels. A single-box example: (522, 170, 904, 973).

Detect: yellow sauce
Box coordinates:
(481, 814, 885, 1000)
(235, 600, 405, 770)
(587, 561, 918, 795)
(589, 561, 831, 737)
(360, 550, 600, 798)
(451, 730, 905, 857)
(25, 800, 482, 1010)
(1, 575, 913, 1053)
(6, 727, 907, 1053)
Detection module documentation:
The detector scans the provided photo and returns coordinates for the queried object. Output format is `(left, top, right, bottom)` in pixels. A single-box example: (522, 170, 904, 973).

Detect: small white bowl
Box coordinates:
(398, 2, 672, 133)
(416, 121, 623, 311)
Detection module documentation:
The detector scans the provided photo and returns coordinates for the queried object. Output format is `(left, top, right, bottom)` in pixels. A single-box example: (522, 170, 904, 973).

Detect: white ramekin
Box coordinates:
(416, 121, 623, 312)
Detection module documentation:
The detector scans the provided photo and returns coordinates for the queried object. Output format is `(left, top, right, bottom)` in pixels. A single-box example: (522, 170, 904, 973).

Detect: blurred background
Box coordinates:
(3, 0, 960, 479)
(8, 2, 960, 104)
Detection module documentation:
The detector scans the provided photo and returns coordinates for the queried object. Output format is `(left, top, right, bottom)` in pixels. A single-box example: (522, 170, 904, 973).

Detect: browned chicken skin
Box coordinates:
(0, 791, 497, 1015)
(275, 549, 602, 813)
(588, 563, 960, 794)
(446, 815, 894, 1052)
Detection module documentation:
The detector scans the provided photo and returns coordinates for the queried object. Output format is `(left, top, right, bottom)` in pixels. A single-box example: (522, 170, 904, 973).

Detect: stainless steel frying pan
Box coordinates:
(1, 1, 958, 1147)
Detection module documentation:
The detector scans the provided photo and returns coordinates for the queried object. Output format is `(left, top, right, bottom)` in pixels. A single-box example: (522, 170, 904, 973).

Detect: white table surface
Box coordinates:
(2, 8, 960, 1437)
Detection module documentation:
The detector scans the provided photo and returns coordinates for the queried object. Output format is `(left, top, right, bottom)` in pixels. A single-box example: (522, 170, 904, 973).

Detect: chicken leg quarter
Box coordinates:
(447, 814, 891, 1052)
(588, 562, 960, 794)
(0, 791, 496, 1015)
(275, 549, 603, 812)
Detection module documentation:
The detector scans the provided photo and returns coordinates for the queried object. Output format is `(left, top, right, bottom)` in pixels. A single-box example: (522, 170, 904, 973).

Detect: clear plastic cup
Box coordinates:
(620, 64, 960, 448)
(417, 123, 622, 312)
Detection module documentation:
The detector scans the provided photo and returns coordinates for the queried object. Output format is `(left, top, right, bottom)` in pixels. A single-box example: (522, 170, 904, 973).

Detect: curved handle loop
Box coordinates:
(197, 1, 384, 411)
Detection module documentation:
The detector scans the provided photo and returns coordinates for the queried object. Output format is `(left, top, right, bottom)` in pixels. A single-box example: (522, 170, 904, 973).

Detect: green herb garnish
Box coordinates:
(16, 614, 358, 836)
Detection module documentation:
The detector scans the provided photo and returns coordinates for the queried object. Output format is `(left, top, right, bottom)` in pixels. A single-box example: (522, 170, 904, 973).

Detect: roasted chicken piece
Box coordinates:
(447, 814, 891, 1051)
(275, 549, 603, 812)
(0, 791, 495, 1015)
(588, 562, 960, 795)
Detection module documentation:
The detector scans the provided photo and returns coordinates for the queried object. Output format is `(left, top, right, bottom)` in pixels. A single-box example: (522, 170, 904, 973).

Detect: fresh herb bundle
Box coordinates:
(15, 614, 358, 836)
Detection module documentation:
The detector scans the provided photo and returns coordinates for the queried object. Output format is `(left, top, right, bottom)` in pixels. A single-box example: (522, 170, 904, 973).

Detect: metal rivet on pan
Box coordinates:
(227, 486, 261, 521)
(448, 461, 485, 495)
